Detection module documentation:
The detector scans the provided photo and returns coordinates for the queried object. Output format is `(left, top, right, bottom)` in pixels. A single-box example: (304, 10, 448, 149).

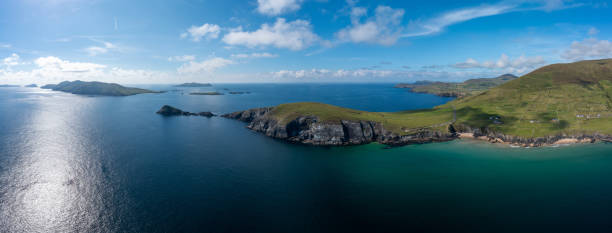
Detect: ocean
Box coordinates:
(0, 84, 611, 232)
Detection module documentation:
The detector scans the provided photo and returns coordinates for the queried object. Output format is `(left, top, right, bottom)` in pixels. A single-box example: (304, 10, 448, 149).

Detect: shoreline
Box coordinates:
(222, 108, 611, 148)
(457, 132, 605, 148)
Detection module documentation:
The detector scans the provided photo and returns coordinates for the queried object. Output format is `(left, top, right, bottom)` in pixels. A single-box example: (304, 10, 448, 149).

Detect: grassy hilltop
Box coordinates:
(264, 59, 612, 138)
(442, 59, 612, 137)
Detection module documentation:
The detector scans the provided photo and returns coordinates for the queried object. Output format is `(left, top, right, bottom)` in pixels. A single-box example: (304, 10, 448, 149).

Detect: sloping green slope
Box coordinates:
(440, 59, 612, 137)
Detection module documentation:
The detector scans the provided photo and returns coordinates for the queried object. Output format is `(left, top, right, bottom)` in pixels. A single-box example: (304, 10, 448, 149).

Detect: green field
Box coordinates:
(270, 102, 454, 134)
(268, 59, 612, 138)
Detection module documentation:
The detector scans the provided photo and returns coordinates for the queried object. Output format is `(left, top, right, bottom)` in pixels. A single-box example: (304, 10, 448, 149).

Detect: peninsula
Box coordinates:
(223, 59, 612, 147)
(395, 74, 517, 97)
(41, 80, 160, 96)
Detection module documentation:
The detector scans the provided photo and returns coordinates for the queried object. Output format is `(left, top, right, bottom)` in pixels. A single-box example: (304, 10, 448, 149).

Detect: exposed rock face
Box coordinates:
(453, 124, 612, 147)
(222, 108, 457, 146)
(223, 107, 612, 147)
(156, 105, 215, 117)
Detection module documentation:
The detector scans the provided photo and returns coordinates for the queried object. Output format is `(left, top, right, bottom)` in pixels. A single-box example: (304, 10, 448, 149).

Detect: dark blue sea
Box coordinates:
(1, 84, 611, 232)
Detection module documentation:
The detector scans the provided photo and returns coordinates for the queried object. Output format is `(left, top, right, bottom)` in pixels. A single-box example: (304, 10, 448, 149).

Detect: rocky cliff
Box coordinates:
(223, 107, 612, 147)
(222, 108, 457, 146)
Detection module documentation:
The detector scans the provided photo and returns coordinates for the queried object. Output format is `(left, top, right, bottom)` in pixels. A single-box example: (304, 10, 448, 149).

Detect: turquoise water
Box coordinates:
(0, 84, 611, 232)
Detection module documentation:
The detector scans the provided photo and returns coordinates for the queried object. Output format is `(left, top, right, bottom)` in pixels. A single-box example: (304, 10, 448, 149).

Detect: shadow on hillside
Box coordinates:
(537, 112, 570, 130)
(455, 106, 518, 129)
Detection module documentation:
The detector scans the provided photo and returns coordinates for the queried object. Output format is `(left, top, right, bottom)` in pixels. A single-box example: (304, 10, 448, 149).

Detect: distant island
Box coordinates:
(41, 80, 160, 96)
(25, 84, 37, 88)
(0, 84, 19, 87)
(395, 74, 517, 97)
(156, 105, 215, 117)
(223, 59, 612, 147)
(229, 91, 250, 94)
(174, 82, 212, 87)
(189, 92, 223, 95)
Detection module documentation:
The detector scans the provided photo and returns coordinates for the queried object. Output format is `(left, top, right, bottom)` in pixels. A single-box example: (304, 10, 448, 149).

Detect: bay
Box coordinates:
(0, 84, 610, 232)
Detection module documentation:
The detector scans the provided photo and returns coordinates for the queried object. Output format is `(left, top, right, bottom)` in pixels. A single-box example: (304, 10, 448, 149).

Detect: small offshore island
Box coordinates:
(174, 82, 212, 87)
(156, 105, 215, 117)
(223, 59, 612, 147)
(189, 91, 224, 95)
(41, 80, 160, 96)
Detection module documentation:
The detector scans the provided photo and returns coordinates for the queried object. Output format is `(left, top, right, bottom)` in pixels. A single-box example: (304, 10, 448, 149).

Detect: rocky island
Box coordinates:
(156, 105, 215, 117)
(395, 74, 517, 97)
(41, 80, 160, 96)
(174, 82, 212, 87)
(25, 84, 37, 88)
(189, 92, 223, 95)
(224, 59, 612, 147)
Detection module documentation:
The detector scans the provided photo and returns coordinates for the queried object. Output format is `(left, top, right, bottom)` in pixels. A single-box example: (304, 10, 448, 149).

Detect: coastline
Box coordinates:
(223, 107, 612, 148)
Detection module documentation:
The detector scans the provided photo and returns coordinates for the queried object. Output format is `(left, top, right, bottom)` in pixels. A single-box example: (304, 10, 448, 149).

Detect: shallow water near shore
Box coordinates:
(1, 84, 611, 232)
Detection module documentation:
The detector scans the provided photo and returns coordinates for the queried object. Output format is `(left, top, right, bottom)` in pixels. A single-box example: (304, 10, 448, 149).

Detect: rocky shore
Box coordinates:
(222, 108, 457, 146)
(156, 105, 215, 117)
(223, 107, 612, 147)
(453, 124, 612, 147)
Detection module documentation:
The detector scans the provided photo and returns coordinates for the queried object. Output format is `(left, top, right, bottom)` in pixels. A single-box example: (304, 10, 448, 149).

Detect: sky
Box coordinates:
(0, 0, 611, 84)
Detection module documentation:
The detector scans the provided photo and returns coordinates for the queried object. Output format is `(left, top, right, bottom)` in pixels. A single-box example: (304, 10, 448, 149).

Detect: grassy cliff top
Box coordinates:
(265, 59, 612, 138)
(269, 102, 454, 135)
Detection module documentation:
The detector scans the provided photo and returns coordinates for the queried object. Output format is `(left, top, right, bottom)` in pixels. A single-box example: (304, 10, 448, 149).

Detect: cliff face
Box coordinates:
(222, 108, 457, 146)
(223, 107, 612, 147)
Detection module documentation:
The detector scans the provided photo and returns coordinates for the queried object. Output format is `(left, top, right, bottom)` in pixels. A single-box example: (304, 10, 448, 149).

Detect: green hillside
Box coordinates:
(265, 59, 612, 138)
(441, 59, 612, 137)
(395, 74, 517, 97)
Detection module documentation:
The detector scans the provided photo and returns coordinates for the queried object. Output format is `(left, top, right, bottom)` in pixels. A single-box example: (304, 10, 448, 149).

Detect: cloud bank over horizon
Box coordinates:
(0, 0, 610, 84)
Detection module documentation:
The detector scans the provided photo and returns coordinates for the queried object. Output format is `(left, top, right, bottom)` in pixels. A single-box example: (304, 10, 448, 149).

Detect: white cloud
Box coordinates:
(562, 38, 612, 60)
(85, 41, 117, 56)
(265, 68, 492, 82)
(0, 43, 11, 49)
(181, 23, 221, 42)
(0, 56, 174, 84)
(257, 0, 303, 16)
(3, 53, 21, 67)
(453, 54, 546, 74)
(222, 18, 319, 51)
(588, 27, 599, 36)
(168, 55, 196, 62)
(34, 56, 107, 72)
(231, 53, 278, 58)
(402, 0, 577, 38)
(336, 5, 405, 45)
(177, 57, 234, 74)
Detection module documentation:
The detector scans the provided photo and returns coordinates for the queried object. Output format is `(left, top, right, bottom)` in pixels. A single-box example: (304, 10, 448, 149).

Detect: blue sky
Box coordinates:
(0, 0, 611, 84)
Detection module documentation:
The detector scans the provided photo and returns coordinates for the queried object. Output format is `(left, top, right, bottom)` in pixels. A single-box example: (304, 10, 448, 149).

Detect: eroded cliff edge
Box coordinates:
(222, 107, 612, 147)
(222, 107, 457, 146)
